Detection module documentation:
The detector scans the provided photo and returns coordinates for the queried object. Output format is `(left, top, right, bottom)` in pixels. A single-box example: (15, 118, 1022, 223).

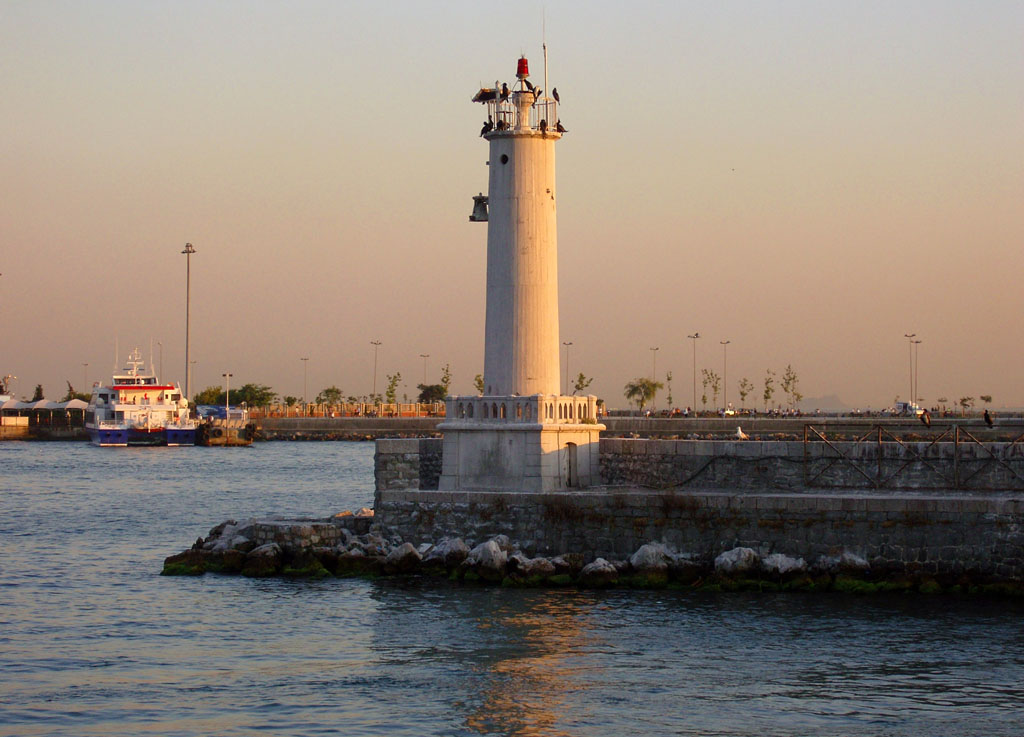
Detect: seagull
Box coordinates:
(735, 426, 749, 440)
(555, 120, 567, 133)
(500, 83, 510, 102)
(920, 410, 931, 428)
(984, 409, 994, 427)
(552, 87, 560, 102)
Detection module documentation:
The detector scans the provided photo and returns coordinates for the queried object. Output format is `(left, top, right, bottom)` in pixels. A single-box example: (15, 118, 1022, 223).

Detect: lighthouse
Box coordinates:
(438, 55, 603, 493)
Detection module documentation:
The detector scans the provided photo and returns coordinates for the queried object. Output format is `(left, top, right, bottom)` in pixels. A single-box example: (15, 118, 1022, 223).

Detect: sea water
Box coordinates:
(1, 441, 1023, 736)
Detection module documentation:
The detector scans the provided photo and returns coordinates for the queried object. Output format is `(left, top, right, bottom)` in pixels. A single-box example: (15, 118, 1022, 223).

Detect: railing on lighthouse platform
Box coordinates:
(472, 56, 559, 135)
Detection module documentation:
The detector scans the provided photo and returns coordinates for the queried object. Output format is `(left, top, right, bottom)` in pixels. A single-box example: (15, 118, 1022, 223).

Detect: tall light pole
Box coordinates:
(912, 339, 922, 405)
(182, 243, 195, 400)
(222, 372, 232, 416)
(157, 341, 163, 380)
(649, 347, 659, 410)
(189, 360, 196, 402)
(687, 333, 700, 413)
(720, 340, 731, 411)
(562, 341, 573, 395)
(370, 341, 382, 400)
(82, 363, 89, 392)
(300, 357, 309, 411)
(420, 353, 430, 385)
(904, 333, 916, 407)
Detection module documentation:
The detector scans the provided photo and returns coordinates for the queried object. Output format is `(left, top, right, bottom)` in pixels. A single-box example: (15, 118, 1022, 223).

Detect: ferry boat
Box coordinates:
(85, 348, 196, 446)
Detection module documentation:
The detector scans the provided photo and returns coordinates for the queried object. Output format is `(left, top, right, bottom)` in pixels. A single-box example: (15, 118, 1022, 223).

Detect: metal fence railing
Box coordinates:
(803, 423, 1024, 491)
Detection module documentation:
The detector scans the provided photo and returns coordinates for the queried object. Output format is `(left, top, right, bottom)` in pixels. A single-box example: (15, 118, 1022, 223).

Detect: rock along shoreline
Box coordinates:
(162, 513, 1024, 596)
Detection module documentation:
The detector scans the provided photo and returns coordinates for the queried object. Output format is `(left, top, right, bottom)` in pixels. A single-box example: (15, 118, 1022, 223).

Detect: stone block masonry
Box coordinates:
(373, 437, 1024, 582)
(374, 488, 1024, 580)
(376, 437, 1024, 494)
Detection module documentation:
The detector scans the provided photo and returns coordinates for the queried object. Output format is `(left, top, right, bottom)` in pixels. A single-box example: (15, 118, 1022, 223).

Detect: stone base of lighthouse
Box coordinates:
(438, 394, 604, 492)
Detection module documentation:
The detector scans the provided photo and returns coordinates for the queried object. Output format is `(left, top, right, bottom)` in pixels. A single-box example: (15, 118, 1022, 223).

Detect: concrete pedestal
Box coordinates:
(438, 395, 603, 492)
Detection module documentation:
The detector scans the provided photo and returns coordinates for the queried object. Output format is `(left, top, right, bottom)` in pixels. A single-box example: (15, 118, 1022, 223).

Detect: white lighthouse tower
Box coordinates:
(438, 55, 603, 493)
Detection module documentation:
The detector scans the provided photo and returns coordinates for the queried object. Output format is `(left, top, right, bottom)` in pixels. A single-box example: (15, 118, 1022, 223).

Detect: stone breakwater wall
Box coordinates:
(374, 438, 443, 492)
(371, 438, 1024, 585)
(375, 437, 1024, 493)
(600, 437, 1024, 491)
(373, 488, 1024, 581)
(165, 491, 1024, 591)
(258, 417, 441, 441)
(162, 513, 374, 577)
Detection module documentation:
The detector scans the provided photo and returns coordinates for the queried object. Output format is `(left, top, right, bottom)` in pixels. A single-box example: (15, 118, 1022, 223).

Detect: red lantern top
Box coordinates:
(516, 56, 529, 79)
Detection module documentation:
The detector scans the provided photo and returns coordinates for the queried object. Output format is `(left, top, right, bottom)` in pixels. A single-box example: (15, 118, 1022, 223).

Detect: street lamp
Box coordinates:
(912, 339, 922, 405)
(222, 372, 233, 417)
(649, 347, 659, 410)
(300, 357, 309, 411)
(370, 341, 382, 400)
(562, 341, 573, 395)
(687, 333, 700, 413)
(904, 333, 916, 407)
(720, 340, 731, 412)
(182, 243, 195, 400)
(420, 353, 430, 385)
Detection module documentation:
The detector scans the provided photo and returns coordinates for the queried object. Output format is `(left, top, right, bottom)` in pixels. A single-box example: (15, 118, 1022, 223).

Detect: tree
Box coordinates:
(417, 383, 447, 403)
(473, 373, 485, 394)
(31, 384, 44, 401)
(573, 372, 593, 395)
(235, 383, 277, 407)
(664, 371, 673, 406)
(936, 396, 948, 412)
(780, 365, 800, 409)
(61, 381, 90, 402)
(283, 396, 298, 407)
(959, 396, 974, 415)
(385, 373, 401, 404)
(440, 364, 452, 395)
(708, 370, 721, 410)
(980, 395, 993, 405)
(700, 369, 711, 411)
(623, 377, 662, 411)
(738, 378, 753, 409)
(316, 386, 343, 405)
(193, 386, 221, 404)
(763, 369, 776, 411)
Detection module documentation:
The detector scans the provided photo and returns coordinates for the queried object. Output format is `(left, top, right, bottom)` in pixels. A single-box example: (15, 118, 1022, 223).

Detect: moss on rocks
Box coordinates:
(161, 550, 208, 576)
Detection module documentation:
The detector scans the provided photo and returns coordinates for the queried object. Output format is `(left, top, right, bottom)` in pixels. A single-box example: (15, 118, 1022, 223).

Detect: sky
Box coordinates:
(2, 1, 1022, 409)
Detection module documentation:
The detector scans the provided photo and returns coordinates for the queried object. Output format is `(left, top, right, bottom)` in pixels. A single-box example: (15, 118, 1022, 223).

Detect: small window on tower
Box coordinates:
(500, 154, 509, 164)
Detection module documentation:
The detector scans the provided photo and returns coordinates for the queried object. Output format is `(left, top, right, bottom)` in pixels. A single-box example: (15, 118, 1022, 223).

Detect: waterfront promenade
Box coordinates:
(254, 414, 1019, 441)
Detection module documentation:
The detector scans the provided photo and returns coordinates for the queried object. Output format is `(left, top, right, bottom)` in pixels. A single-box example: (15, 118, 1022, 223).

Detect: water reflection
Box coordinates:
(460, 590, 598, 736)
(370, 583, 603, 735)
